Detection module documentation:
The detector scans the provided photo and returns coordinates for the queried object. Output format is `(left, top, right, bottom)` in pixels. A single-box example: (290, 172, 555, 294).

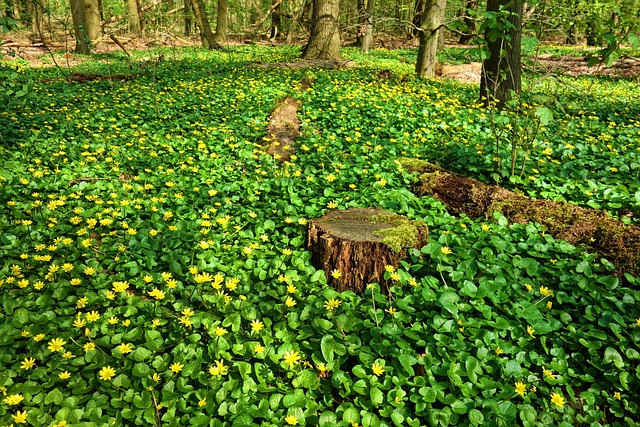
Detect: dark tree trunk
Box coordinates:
(411, 0, 423, 38)
(479, 0, 522, 108)
(184, 0, 193, 35)
(585, 21, 599, 46)
(458, 0, 477, 44)
(302, 0, 341, 60)
(269, 0, 281, 38)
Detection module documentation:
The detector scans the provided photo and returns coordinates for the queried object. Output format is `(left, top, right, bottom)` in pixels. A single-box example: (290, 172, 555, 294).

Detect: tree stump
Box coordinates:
(264, 96, 300, 163)
(306, 207, 429, 294)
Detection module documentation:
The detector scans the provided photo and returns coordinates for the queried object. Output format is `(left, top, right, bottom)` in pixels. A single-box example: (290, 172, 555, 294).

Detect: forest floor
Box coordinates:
(2, 30, 639, 82)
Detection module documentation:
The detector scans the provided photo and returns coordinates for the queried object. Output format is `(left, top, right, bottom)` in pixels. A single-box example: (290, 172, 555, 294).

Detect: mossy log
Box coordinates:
(306, 207, 428, 294)
(264, 95, 300, 163)
(403, 159, 640, 278)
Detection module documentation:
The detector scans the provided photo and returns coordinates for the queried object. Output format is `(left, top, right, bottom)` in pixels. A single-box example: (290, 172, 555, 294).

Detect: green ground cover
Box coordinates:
(1, 45, 639, 426)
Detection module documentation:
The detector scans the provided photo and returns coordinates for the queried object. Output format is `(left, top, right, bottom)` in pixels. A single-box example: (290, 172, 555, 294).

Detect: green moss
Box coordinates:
(374, 223, 421, 253)
(397, 157, 431, 173)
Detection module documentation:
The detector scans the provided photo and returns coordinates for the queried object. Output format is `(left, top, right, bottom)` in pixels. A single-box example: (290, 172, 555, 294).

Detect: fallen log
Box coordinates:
(306, 207, 428, 294)
(264, 95, 300, 163)
(401, 158, 640, 278)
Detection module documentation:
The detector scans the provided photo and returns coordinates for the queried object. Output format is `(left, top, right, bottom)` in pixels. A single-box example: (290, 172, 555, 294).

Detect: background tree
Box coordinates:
(414, 0, 446, 78)
(191, 0, 223, 48)
(83, 0, 102, 42)
(126, 0, 142, 33)
(458, 0, 477, 44)
(70, 0, 90, 53)
(302, 0, 341, 60)
(479, 0, 523, 108)
(214, 0, 228, 43)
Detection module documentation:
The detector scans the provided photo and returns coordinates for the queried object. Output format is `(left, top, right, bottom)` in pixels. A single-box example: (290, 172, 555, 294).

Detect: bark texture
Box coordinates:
(415, 0, 446, 78)
(126, 0, 141, 33)
(84, 0, 102, 42)
(192, 0, 222, 49)
(70, 0, 90, 53)
(306, 208, 428, 294)
(214, 0, 228, 43)
(302, 0, 341, 60)
(403, 159, 640, 278)
(479, 0, 522, 108)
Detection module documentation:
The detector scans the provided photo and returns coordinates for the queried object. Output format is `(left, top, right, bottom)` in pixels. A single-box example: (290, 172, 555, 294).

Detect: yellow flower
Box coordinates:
(59, 371, 71, 380)
(324, 298, 342, 311)
(83, 267, 96, 275)
(73, 318, 87, 328)
(283, 350, 301, 367)
(254, 344, 265, 354)
(550, 392, 565, 407)
(285, 296, 296, 307)
(481, 224, 490, 232)
(48, 337, 66, 352)
(83, 342, 96, 352)
(526, 325, 535, 338)
(539, 286, 554, 297)
(214, 327, 227, 337)
(384, 265, 395, 273)
(208, 359, 227, 376)
(251, 319, 264, 332)
(371, 361, 385, 376)
(170, 362, 184, 373)
(386, 306, 397, 315)
(12, 410, 28, 424)
(86, 311, 100, 322)
(546, 301, 553, 309)
(287, 284, 297, 293)
(614, 391, 621, 400)
(98, 366, 116, 381)
(118, 343, 133, 354)
(153, 373, 161, 382)
(495, 346, 504, 355)
(543, 367, 557, 379)
(148, 288, 166, 300)
(636, 318, 640, 327)
(282, 248, 293, 256)
(285, 414, 299, 425)
(3, 394, 24, 405)
(440, 246, 452, 255)
(198, 397, 207, 407)
(515, 382, 526, 396)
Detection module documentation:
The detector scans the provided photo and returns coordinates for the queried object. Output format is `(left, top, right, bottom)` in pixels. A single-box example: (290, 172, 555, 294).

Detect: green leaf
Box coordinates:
(534, 107, 553, 126)
(321, 335, 335, 362)
(292, 370, 318, 389)
(604, 347, 625, 369)
(438, 292, 459, 316)
(370, 387, 383, 406)
(343, 407, 360, 424)
(469, 409, 484, 426)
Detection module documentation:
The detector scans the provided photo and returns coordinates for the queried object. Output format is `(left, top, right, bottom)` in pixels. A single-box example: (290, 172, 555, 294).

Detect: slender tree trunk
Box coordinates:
(360, 0, 374, 53)
(70, 0, 90, 53)
(126, 0, 141, 33)
(355, 0, 364, 46)
(411, 0, 422, 38)
(184, 0, 193, 35)
(83, 0, 102, 43)
(0, 0, 5, 17)
(12, 0, 20, 20)
(214, 0, 227, 43)
(302, 0, 341, 59)
(479, 0, 522, 108)
(458, 0, 476, 44)
(415, 0, 446, 78)
(28, 0, 43, 34)
(269, 0, 281, 38)
(192, 0, 222, 48)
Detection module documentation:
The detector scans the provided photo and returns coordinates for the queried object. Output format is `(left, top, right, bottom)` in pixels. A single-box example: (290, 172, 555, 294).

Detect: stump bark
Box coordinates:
(306, 207, 429, 294)
(401, 159, 640, 278)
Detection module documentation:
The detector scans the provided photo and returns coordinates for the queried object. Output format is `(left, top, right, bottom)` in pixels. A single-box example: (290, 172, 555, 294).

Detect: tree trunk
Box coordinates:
(83, 0, 102, 43)
(214, 0, 227, 43)
(269, 0, 281, 38)
(355, 0, 364, 46)
(360, 0, 374, 53)
(458, 0, 476, 44)
(411, 0, 422, 38)
(306, 208, 428, 294)
(184, 0, 193, 35)
(415, 0, 446, 78)
(192, 0, 222, 48)
(12, 0, 20, 20)
(126, 0, 141, 33)
(302, 0, 341, 60)
(70, 0, 90, 53)
(479, 0, 522, 108)
(0, 0, 5, 17)
(28, 0, 42, 34)
(405, 160, 640, 279)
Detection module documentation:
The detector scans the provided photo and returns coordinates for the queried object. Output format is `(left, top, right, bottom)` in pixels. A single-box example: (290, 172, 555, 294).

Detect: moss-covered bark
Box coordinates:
(401, 159, 640, 278)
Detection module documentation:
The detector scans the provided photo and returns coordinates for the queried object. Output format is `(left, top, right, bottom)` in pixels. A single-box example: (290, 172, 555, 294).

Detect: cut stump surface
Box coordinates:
(306, 207, 428, 294)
